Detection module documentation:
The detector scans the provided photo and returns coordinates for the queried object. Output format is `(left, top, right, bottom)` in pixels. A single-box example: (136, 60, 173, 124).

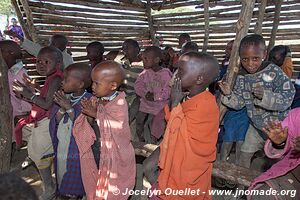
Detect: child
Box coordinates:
(4, 30, 73, 69)
(161, 46, 175, 71)
(134, 46, 172, 143)
(86, 41, 105, 68)
(178, 33, 191, 49)
(219, 34, 295, 169)
(268, 45, 293, 78)
(13, 46, 63, 200)
(180, 41, 199, 55)
(73, 61, 136, 200)
(156, 52, 220, 199)
(49, 63, 92, 198)
(0, 40, 31, 123)
(248, 108, 300, 200)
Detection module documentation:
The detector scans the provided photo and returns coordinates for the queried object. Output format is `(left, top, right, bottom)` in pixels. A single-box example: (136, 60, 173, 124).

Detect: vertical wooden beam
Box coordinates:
(19, 0, 38, 42)
(254, 0, 268, 35)
(0, 50, 13, 173)
(202, 0, 209, 53)
(11, 0, 32, 40)
(146, 0, 158, 46)
(219, 0, 256, 121)
(267, 0, 283, 53)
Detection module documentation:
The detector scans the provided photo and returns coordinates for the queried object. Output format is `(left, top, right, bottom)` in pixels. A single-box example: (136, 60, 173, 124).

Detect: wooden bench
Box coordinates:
(133, 142, 260, 187)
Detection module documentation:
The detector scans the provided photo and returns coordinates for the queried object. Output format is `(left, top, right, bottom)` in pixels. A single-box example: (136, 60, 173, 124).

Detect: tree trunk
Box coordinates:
(218, 0, 256, 121)
(202, 0, 209, 53)
(254, 0, 268, 35)
(0, 49, 13, 173)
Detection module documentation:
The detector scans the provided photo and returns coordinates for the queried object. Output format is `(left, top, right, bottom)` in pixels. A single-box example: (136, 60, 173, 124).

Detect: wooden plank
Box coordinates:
(202, 0, 209, 53)
(20, 0, 38, 42)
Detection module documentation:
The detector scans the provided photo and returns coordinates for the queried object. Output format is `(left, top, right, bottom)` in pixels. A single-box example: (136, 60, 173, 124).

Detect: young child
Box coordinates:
(248, 108, 300, 200)
(155, 52, 220, 199)
(219, 34, 295, 169)
(86, 41, 105, 69)
(178, 33, 191, 49)
(49, 63, 92, 198)
(4, 30, 73, 69)
(180, 41, 199, 55)
(268, 45, 293, 78)
(13, 46, 63, 200)
(73, 61, 136, 200)
(0, 40, 31, 123)
(134, 46, 172, 143)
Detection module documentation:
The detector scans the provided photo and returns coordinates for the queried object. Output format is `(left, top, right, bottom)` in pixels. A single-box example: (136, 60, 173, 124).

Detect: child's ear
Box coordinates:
(111, 81, 118, 91)
(196, 75, 204, 85)
(79, 81, 85, 89)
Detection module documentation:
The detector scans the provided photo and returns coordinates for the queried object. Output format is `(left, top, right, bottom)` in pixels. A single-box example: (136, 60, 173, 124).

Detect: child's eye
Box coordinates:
(252, 57, 259, 61)
(45, 61, 49, 64)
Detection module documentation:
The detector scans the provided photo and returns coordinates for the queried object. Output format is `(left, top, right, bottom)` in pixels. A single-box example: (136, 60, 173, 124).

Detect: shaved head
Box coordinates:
(93, 61, 125, 87)
(65, 63, 92, 88)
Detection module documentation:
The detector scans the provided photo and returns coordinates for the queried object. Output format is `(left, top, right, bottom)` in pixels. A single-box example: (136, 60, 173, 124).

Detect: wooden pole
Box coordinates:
(11, 0, 32, 40)
(267, 0, 283, 53)
(19, 0, 38, 42)
(254, 0, 268, 35)
(219, 0, 256, 121)
(146, 0, 158, 46)
(0, 50, 13, 173)
(202, 0, 209, 53)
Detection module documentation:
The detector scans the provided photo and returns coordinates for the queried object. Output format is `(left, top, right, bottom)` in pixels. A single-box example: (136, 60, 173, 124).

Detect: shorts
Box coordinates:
(22, 118, 53, 169)
(241, 124, 265, 153)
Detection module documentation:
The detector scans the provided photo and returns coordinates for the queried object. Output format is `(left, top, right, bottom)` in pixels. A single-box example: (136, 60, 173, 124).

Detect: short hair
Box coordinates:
(38, 46, 63, 66)
(144, 46, 163, 59)
(0, 173, 38, 200)
(65, 63, 92, 88)
(239, 34, 266, 53)
(123, 39, 140, 50)
(51, 34, 68, 48)
(268, 45, 290, 66)
(179, 33, 191, 40)
(86, 41, 105, 55)
(181, 42, 199, 54)
(0, 40, 21, 52)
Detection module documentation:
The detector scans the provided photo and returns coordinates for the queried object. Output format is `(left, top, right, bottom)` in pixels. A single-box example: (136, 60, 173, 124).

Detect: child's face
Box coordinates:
(87, 46, 102, 62)
(91, 70, 115, 97)
(122, 43, 138, 59)
(142, 51, 160, 69)
(240, 44, 266, 74)
(36, 52, 58, 76)
(176, 57, 198, 91)
(62, 70, 82, 93)
(49, 38, 65, 52)
(0, 46, 14, 68)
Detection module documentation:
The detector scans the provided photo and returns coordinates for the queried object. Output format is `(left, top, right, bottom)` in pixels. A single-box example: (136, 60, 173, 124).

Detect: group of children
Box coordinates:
(1, 30, 299, 200)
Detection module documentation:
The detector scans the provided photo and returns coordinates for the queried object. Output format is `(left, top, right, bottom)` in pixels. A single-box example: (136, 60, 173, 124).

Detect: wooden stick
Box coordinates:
(218, 0, 256, 122)
(0, 50, 13, 173)
(202, 0, 209, 53)
(146, 0, 158, 46)
(254, 0, 268, 34)
(267, 0, 283, 53)
(20, 0, 38, 42)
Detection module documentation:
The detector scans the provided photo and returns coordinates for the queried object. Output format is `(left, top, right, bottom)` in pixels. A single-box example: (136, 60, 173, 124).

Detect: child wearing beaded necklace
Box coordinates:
(73, 61, 136, 200)
(50, 63, 92, 199)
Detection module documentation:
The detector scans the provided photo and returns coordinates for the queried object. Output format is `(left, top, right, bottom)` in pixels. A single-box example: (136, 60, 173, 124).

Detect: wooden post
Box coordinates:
(254, 0, 268, 35)
(19, 0, 38, 42)
(11, 0, 32, 40)
(202, 0, 209, 53)
(267, 0, 283, 53)
(146, 0, 158, 46)
(0, 50, 13, 173)
(219, 0, 256, 121)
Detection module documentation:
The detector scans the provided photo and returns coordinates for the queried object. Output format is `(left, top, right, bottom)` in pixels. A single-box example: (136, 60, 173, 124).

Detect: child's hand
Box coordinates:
(81, 97, 97, 118)
(53, 90, 72, 111)
(171, 77, 186, 108)
(12, 80, 34, 100)
(263, 121, 288, 145)
(23, 74, 39, 90)
(145, 92, 154, 101)
(218, 81, 232, 96)
(252, 85, 264, 100)
(293, 137, 300, 153)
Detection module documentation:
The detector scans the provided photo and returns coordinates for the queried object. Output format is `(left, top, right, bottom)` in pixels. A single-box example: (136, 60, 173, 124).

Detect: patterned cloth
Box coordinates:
(221, 62, 295, 135)
(8, 25, 24, 38)
(49, 92, 92, 197)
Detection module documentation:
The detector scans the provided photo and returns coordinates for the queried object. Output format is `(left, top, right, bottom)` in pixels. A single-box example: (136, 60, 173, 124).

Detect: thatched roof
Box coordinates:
(12, 0, 300, 79)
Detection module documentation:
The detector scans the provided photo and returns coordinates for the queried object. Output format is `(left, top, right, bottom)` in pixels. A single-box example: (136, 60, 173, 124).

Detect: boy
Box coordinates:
(73, 61, 136, 200)
(86, 41, 105, 68)
(13, 46, 63, 200)
(157, 52, 220, 199)
(219, 34, 295, 169)
(134, 46, 172, 143)
(178, 33, 191, 49)
(4, 30, 73, 69)
(180, 41, 199, 55)
(0, 40, 31, 122)
(50, 63, 92, 198)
